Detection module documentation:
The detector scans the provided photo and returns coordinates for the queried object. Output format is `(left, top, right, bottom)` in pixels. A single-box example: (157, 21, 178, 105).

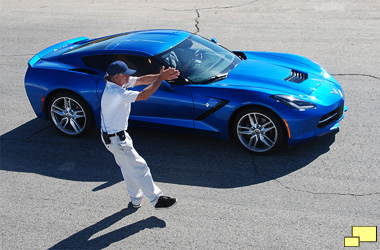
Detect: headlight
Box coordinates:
(270, 95, 316, 111)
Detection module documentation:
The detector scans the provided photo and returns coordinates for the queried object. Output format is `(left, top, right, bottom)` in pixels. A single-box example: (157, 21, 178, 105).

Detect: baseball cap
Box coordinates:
(107, 61, 136, 76)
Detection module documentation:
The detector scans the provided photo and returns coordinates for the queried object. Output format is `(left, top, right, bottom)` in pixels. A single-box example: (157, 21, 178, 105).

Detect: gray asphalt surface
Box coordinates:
(1, 0, 380, 249)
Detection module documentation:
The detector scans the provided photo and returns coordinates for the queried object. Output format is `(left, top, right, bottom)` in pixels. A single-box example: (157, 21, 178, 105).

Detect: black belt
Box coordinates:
(106, 130, 127, 138)
(107, 130, 127, 139)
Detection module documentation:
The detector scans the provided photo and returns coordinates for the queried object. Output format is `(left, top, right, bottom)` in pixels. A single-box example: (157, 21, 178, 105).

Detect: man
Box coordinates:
(101, 61, 180, 209)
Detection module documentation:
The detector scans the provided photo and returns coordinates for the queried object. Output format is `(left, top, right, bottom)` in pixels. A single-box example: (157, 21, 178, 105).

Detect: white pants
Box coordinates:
(102, 131, 163, 206)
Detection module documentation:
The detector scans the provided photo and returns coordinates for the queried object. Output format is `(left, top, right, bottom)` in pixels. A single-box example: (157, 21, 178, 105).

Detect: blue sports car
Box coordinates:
(24, 29, 346, 154)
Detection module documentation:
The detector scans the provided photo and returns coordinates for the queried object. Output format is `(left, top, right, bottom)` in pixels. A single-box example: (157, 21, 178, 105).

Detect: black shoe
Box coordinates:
(155, 196, 177, 210)
(128, 202, 141, 209)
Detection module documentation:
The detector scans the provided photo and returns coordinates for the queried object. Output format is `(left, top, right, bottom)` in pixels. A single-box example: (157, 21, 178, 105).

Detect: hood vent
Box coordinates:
(284, 70, 308, 83)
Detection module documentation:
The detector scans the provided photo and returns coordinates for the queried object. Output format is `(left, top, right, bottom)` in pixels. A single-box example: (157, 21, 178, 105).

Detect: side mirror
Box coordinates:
(161, 81, 174, 91)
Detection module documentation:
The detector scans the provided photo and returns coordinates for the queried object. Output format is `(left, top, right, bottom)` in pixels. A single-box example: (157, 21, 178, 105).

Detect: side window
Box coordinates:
(114, 54, 161, 76)
(123, 55, 188, 85)
(81, 54, 114, 72)
(81, 54, 187, 85)
(81, 54, 161, 77)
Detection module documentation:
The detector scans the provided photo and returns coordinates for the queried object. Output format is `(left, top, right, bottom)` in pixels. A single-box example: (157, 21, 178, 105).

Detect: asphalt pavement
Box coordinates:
(1, 0, 380, 249)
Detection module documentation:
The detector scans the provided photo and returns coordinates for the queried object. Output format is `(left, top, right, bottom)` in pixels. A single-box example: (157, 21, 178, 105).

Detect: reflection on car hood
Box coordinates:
(214, 58, 323, 96)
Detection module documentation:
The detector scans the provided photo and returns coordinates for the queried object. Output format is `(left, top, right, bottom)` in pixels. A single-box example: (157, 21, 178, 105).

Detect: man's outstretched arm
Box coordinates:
(135, 67, 179, 101)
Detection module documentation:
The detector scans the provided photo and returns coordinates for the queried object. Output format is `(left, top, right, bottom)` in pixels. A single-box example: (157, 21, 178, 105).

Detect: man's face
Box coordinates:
(114, 73, 130, 86)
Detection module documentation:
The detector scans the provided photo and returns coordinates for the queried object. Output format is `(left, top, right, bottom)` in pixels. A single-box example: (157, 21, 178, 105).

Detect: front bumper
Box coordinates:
(286, 103, 347, 146)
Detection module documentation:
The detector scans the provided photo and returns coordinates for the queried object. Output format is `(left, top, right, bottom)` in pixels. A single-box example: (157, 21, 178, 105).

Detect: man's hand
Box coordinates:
(159, 66, 180, 81)
(135, 67, 180, 86)
(136, 67, 180, 102)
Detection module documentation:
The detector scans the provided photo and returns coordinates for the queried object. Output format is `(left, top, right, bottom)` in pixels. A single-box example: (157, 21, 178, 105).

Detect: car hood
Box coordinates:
(217, 55, 323, 96)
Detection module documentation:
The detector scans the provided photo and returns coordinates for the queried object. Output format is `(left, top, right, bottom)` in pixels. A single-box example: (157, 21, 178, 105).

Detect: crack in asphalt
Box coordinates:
(1, 128, 103, 152)
(331, 73, 380, 80)
(195, 9, 200, 34)
(164, 1, 258, 34)
(252, 160, 380, 197)
(164, 1, 258, 12)
(272, 178, 380, 197)
(24, 125, 53, 141)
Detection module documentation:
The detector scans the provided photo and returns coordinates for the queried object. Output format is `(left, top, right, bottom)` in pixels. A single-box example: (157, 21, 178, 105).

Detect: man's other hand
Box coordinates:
(160, 66, 180, 81)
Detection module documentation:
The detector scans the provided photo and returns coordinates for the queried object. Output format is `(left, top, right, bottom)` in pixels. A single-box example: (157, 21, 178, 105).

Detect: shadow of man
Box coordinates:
(48, 205, 166, 249)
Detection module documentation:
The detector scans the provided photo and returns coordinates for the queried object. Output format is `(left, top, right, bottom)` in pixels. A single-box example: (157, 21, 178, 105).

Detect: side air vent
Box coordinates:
(196, 99, 230, 121)
(284, 70, 308, 83)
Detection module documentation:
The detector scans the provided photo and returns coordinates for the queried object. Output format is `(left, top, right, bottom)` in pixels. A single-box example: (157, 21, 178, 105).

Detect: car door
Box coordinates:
(82, 53, 195, 129)
(112, 54, 195, 129)
(130, 82, 194, 129)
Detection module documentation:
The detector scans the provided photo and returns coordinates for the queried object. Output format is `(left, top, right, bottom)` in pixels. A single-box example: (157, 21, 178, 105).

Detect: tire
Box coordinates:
(48, 92, 94, 137)
(233, 107, 285, 154)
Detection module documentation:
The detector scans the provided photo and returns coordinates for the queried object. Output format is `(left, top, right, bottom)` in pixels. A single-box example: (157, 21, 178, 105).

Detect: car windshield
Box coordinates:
(156, 34, 241, 84)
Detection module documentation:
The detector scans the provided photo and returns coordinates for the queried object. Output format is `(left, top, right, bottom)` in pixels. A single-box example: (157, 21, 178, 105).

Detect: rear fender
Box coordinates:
(28, 37, 88, 67)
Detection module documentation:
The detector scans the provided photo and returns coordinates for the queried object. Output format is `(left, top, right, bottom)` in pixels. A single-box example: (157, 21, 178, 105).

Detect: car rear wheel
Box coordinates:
(233, 107, 285, 154)
(48, 92, 94, 137)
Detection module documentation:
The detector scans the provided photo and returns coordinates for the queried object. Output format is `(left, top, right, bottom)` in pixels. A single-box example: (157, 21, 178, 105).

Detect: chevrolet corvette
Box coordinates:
(24, 29, 346, 154)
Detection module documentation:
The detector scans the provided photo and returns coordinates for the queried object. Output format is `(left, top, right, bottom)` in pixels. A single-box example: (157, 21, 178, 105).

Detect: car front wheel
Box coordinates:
(48, 92, 94, 137)
(233, 107, 285, 154)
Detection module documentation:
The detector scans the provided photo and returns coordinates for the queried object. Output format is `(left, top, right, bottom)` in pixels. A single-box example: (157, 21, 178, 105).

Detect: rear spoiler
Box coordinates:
(28, 36, 89, 67)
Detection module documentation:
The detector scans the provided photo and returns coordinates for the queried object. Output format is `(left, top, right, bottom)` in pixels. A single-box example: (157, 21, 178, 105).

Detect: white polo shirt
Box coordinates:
(101, 77, 138, 134)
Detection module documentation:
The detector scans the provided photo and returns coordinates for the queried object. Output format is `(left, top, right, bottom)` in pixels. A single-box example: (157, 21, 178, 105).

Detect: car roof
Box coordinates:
(107, 29, 191, 56)
(43, 29, 190, 61)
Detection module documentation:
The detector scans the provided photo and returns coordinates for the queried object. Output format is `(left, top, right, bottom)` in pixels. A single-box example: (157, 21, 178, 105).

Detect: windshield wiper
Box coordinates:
(201, 74, 228, 84)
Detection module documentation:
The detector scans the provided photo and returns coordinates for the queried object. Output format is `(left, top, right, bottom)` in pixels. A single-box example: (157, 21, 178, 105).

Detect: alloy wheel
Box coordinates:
(50, 96, 87, 136)
(236, 112, 279, 153)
